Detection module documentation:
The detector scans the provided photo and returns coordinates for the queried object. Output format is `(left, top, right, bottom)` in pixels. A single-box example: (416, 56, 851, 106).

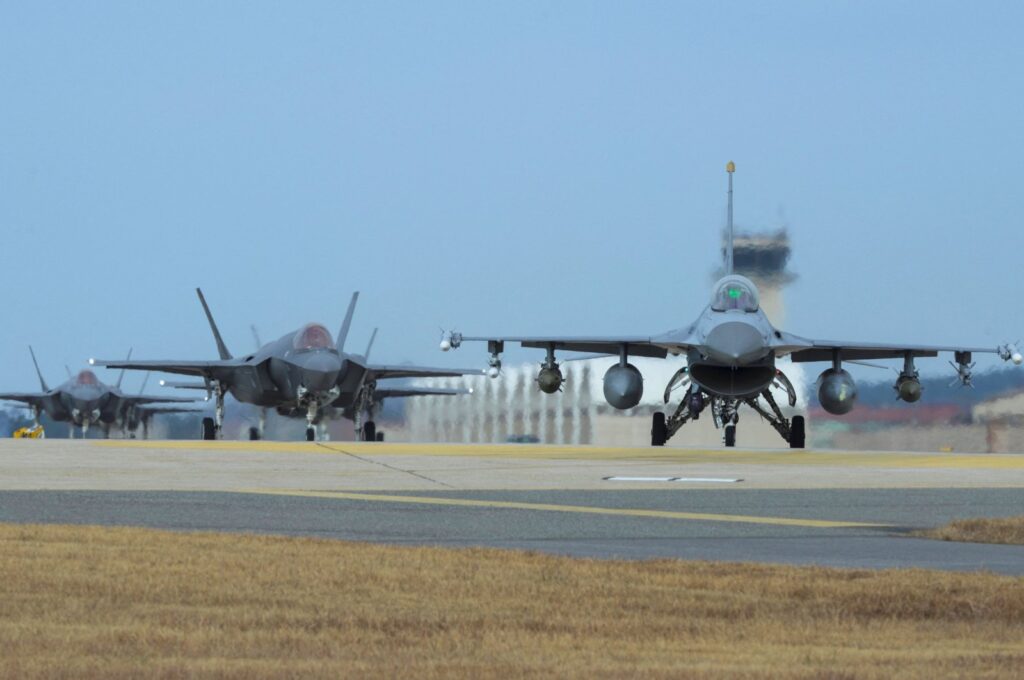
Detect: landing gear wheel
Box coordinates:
(651, 412, 667, 447)
(789, 416, 806, 449)
(306, 427, 316, 442)
(724, 424, 737, 448)
(201, 417, 216, 441)
(375, 431, 384, 442)
(249, 427, 260, 441)
(362, 421, 376, 442)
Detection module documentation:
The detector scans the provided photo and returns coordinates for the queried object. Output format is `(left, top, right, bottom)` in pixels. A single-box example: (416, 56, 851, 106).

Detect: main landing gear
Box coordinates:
(353, 383, 384, 442)
(652, 368, 806, 449)
(248, 409, 267, 441)
(201, 417, 216, 441)
(201, 381, 227, 441)
(356, 421, 384, 442)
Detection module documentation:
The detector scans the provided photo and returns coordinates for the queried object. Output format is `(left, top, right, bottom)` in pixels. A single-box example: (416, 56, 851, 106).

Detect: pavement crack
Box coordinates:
(314, 443, 456, 488)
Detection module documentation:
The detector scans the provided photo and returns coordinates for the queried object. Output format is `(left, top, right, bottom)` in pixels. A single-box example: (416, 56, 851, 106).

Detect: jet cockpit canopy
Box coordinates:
(711, 275, 760, 313)
(293, 323, 335, 351)
(75, 370, 100, 386)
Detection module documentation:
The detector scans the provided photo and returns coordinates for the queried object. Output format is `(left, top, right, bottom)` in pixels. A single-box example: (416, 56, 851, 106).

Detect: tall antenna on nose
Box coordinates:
(725, 161, 735, 275)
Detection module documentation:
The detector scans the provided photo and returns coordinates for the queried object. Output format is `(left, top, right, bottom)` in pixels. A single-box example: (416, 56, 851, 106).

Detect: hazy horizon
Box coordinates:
(2, 2, 1022, 394)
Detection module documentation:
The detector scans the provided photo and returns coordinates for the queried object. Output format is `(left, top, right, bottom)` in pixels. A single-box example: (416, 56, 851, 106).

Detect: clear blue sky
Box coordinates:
(1, 1, 1022, 391)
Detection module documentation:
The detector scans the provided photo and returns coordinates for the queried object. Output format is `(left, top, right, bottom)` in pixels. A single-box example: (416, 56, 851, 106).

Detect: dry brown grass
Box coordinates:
(915, 516, 1024, 545)
(1, 523, 1023, 679)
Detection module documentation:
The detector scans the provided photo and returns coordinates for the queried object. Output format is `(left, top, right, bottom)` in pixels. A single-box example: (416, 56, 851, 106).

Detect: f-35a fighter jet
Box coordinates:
(93, 290, 479, 441)
(441, 162, 1023, 448)
(159, 328, 470, 442)
(0, 347, 197, 438)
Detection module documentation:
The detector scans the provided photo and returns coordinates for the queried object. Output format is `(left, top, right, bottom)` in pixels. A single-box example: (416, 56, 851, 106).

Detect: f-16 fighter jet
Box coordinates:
(441, 162, 1023, 448)
(93, 290, 479, 441)
(0, 347, 197, 438)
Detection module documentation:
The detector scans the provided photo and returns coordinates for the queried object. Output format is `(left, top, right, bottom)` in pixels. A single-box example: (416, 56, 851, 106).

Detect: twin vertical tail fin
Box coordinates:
(28, 346, 49, 392)
(336, 292, 360, 352)
(116, 349, 133, 389)
(724, 160, 736, 276)
(196, 288, 233, 360)
(363, 327, 379, 361)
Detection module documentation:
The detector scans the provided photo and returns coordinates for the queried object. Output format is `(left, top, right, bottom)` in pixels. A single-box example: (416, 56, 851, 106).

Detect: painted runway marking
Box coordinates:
(604, 476, 743, 483)
(237, 488, 891, 529)
(92, 440, 1024, 470)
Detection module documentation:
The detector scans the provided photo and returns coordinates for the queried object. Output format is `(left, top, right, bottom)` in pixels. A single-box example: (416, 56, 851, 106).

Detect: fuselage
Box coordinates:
(676, 275, 779, 399)
(223, 323, 367, 414)
(40, 370, 120, 426)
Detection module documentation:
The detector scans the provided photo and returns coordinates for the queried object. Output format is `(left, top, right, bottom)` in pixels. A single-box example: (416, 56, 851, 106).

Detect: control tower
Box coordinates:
(721, 228, 796, 326)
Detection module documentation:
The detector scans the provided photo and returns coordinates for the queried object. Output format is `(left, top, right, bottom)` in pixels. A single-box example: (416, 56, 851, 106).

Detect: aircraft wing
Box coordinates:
(365, 364, 484, 380)
(158, 380, 208, 390)
(135, 405, 205, 415)
(374, 387, 471, 400)
(450, 335, 674, 358)
(0, 392, 47, 406)
(121, 394, 201, 406)
(786, 339, 1014, 363)
(90, 358, 242, 378)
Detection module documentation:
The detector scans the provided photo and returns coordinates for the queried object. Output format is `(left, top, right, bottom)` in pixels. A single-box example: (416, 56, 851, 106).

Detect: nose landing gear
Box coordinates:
(653, 369, 806, 449)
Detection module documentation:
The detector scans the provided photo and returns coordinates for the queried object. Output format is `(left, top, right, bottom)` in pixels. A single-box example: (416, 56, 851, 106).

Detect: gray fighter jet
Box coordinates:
(92, 290, 479, 441)
(157, 328, 470, 441)
(0, 347, 197, 438)
(441, 162, 1023, 448)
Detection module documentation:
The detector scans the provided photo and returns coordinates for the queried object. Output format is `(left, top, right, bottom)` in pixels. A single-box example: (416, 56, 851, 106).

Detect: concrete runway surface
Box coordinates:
(1, 439, 1022, 574)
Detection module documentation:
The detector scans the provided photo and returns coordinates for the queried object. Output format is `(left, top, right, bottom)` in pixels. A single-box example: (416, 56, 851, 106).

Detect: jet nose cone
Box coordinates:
(297, 352, 342, 393)
(704, 321, 767, 366)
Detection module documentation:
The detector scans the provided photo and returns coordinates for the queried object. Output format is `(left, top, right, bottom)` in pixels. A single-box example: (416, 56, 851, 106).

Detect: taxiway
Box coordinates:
(1, 439, 1022, 573)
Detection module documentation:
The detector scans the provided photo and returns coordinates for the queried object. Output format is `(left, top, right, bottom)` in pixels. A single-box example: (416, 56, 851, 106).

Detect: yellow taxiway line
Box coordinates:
(236, 488, 891, 529)
(93, 440, 1024, 470)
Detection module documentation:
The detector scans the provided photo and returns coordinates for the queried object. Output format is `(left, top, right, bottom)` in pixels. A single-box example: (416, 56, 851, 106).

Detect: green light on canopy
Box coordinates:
(728, 287, 743, 299)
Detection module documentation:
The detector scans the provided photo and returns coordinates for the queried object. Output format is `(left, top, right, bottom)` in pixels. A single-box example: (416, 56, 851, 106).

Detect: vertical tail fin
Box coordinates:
(139, 372, 150, 396)
(196, 288, 232, 360)
(724, 161, 735, 276)
(336, 292, 360, 351)
(28, 346, 49, 391)
(363, 327, 379, 361)
(64, 365, 73, 379)
(250, 325, 263, 351)
(115, 348, 133, 389)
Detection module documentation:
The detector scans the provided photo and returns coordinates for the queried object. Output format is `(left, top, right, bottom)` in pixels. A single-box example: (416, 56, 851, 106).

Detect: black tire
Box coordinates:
(789, 416, 806, 449)
(362, 421, 376, 442)
(249, 427, 260, 441)
(724, 424, 736, 447)
(305, 427, 316, 442)
(201, 417, 216, 441)
(375, 431, 384, 442)
(651, 412, 668, 446)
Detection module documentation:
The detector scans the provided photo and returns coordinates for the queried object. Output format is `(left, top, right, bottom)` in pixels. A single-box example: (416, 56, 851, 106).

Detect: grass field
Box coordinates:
(1, 523, 1023, 679)
(916, 516, 1024, 545)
